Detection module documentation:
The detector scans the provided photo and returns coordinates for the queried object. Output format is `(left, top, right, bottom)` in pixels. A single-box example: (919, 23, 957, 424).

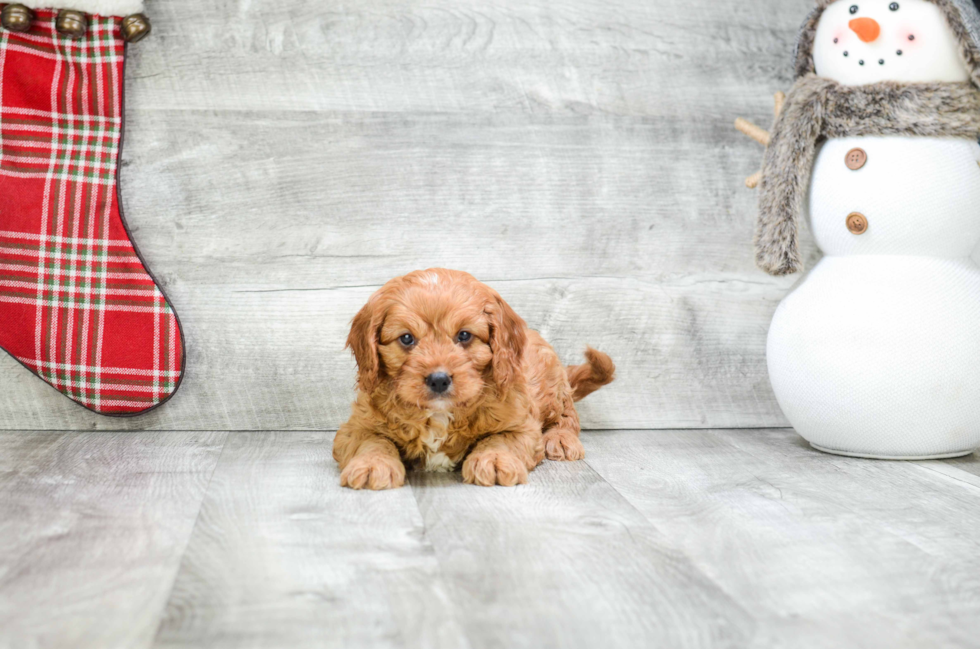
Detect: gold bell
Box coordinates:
(56, 9, 88, 40)
(1, 4, 34, 33)
(120, 13, 151, 43)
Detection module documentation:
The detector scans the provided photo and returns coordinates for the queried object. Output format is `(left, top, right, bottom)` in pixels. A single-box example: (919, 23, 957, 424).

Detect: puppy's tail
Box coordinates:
(567, 347, 616, 402)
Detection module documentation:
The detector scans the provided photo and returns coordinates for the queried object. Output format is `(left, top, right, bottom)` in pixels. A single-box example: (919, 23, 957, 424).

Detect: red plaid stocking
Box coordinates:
(0, 6, 184, 415)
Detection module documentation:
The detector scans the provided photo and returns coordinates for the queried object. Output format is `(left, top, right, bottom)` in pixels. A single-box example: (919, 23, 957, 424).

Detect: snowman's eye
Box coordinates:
(889, 2, 900, 10)
(850, 5, 859, 14)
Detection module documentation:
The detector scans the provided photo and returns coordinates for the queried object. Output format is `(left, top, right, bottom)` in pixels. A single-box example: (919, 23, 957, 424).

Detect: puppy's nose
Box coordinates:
(425, 372, 452, 395)
(849, 17, 880, 43)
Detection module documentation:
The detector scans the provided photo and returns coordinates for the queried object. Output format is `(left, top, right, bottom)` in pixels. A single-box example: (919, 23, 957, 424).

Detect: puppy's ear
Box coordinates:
(487, 292, 528, 395)
(347, 294, 385, 393)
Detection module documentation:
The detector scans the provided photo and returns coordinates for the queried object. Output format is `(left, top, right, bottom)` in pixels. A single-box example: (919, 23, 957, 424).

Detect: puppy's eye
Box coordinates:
(398, 333, 415, 347)
(850, 4, 859, 13)
(456, 331, 473, 344)
(889, 2, 899, 10)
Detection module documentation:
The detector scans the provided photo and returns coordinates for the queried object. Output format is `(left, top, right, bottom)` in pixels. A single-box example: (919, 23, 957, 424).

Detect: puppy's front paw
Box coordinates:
(340, 454, 406, 490)
(462, 449, 529, 487)
(543, 429, 585, 461)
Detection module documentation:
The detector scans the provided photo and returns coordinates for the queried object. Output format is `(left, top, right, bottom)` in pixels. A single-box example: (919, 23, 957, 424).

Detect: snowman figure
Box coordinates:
(738, 0, 980, 458)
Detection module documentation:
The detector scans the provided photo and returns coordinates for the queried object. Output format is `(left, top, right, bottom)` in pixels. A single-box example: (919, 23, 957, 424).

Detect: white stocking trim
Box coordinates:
(16, 0, 145, 17)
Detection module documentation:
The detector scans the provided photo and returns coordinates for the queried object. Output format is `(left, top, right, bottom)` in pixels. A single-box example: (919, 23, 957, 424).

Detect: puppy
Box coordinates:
(333, 269, 615, 490)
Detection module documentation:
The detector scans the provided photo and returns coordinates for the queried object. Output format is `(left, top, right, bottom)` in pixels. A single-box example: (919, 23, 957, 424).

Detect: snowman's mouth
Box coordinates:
(841, 50, 904, 67)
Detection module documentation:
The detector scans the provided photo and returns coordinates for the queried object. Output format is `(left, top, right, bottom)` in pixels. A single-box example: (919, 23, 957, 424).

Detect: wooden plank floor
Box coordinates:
(1, 429, 977, 649)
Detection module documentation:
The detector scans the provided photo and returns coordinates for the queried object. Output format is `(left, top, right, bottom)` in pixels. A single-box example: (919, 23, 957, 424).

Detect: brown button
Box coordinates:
(56, 10, 88, 40)
(845, 148, 868, 170)
(846, 212, 869, 235)
(1, 4, 34, 33)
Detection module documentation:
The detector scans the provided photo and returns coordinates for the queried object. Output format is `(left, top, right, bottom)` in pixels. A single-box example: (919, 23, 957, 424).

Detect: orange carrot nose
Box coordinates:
(849, 17, 881, 43)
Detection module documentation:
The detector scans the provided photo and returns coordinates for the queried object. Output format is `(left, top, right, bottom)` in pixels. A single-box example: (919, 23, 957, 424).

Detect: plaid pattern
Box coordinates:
(0, 10, 183, 414)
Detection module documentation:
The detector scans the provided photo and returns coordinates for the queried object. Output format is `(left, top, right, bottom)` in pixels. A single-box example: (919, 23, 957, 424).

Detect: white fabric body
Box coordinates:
(768, 136, 980, 457)
(16, 0, 144, 17)
(809, 137, 980, 256)
(768, 256, 980, 457)
(813, 0, 970, 85)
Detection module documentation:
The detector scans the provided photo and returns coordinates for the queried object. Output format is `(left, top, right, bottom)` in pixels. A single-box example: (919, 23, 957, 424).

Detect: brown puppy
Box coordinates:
(333, 269, 615, 490)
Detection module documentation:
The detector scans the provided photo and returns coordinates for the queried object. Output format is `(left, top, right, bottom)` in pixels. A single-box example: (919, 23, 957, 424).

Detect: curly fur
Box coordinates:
(333, 269, 616, 490)
(757, 0, 980, 275)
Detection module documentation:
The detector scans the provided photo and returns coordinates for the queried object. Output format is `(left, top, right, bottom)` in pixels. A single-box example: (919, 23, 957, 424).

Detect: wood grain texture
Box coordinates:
(1, 430, 977, 648)
(156, 430, 756, 649)
(408, 460, 753, 649)
(0, 431, 225, 649)
(153, 431, 467, 649)
(935, 453, 980, 479)
(0, 0, 817, 430)
(584, 429, 980, 649)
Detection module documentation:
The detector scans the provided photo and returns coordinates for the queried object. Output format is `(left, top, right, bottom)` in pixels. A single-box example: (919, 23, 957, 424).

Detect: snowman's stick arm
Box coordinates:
(773, 91, 785, 117)
(734, 118, 770, 147)
(735, 92, 786, 190)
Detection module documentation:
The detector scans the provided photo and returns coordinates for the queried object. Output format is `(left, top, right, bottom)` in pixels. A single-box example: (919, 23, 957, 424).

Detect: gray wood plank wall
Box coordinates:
(0, 0, 821, 430)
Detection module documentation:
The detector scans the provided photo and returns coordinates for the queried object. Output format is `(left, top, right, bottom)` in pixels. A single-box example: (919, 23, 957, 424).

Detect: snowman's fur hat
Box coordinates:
(795, 0, 980, 86)
(754, 0, 980, 275)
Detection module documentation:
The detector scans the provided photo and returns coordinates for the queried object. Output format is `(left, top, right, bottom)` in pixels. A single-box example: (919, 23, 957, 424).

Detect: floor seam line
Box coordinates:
(580, 453, 758, 623)
(405, 478, 477, 649)
(910, 461, 980, 493)
(147, 430, 232, 648)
